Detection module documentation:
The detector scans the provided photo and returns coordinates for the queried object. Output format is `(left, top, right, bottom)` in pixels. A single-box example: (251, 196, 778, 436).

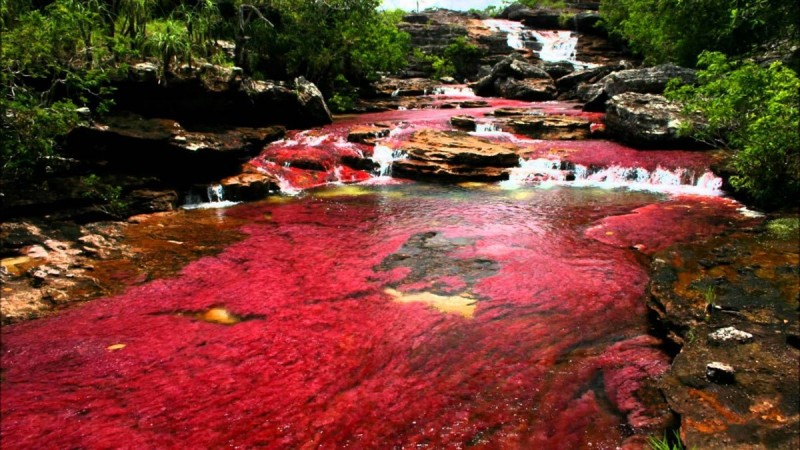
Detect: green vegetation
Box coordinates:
(1, 0, 411, 181)
(767, 217, 800, 240)
(647, 431, 688, 450)
(665, 52, 800, 209)
(413, 37, 483, 81)
(600, 0, 800, 67)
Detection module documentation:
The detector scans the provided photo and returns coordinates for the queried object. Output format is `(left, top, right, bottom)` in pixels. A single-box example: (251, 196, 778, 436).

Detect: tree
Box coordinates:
(666, 52, 800, 209)
(600, 0, 800, 67)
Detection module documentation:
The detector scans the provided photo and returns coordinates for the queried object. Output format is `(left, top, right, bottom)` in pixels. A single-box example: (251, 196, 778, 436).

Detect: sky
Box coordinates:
(380, 0, 509, 11)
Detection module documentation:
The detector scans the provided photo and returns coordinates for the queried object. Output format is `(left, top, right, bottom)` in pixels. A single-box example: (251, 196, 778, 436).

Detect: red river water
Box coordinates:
(1, 93, 758, 449)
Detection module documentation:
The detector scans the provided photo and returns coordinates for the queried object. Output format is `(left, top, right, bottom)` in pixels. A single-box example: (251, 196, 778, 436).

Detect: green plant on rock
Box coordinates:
(81, 174, 128, 218)
(647, 430, 688, 450)
(666, 51, 800, 210)
(147, 19, 191, 85)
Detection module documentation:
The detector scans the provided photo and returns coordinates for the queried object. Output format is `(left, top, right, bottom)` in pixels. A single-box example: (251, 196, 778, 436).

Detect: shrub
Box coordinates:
(666, 52, 800, 210)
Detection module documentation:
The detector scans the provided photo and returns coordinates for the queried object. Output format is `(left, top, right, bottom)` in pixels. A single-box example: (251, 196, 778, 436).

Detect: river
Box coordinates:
(0, 88, 760, 448)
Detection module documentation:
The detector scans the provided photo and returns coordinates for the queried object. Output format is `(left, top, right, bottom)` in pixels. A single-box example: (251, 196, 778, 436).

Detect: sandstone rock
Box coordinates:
(347, 125, 390, 145)
(604, 93, 688, 148)
(392, 129, 520, 181)
(505, 114, 592, 140)
(648, 226, 799, 450)
(219, 172, 278, 201)
(449, 115, 478, 130)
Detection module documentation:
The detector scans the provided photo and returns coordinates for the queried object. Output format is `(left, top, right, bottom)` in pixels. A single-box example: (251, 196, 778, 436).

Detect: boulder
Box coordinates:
(472, 55, 556, 100)
(392, 129, 520, 181)
(496, 78, 557, 100)
(604, 93, 689, 148)
(219, 171, 279, 201)
(582, 64, 697, 111)
(556, 62, 629, 94)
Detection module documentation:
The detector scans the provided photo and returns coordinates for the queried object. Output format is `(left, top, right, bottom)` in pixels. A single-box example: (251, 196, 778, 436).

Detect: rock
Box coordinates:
(542, 61, 575, 80)
(573, 11, 605, 36)
(496, 78, 557, 100)
(556, 62, 630, 95)
(392, 129, 520, 181)
(473, 55, 556, 100)
(347, 125, 391, 145)
(705, 361, 736, 384)
(219, 171, 278, 201)
(113, 67, 332, 128)
(649, 225, 799, 450)
(518, 10, 563, 29)
(505, 114, 592, 140)
(449, 115, 478, 130)
(66, 113, 285, 183)
(604, 93, 690, 148)
(708, 326, 754, 344)
(292, 77, 333, 127)
(368, 77, 441, 98)
(582, 64, 697, 111)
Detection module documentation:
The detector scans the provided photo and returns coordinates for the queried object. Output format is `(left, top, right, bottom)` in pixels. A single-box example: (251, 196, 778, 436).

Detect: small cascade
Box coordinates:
(532, 30, 577, 63)
(483, 19, 536, 51)
(430, 86, 476, 97)
(371, 145, 407, 177)
(183, 184, 240, 210)
(474, 122, 501, 133)
(207, 184, 225, 202)
(503, 158, 724, 195)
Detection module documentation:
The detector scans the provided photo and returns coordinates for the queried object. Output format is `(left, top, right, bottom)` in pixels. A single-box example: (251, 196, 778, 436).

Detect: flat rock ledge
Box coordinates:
(392, 129, 520, 181)
(647, 224, 799, 449)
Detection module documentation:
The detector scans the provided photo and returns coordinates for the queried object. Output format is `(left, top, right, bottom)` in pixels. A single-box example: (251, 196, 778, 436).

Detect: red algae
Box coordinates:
(0, 183, 757, 449)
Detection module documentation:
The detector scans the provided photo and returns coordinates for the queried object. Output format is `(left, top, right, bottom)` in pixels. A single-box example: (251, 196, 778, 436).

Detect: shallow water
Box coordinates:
(1, 182, 754, 448)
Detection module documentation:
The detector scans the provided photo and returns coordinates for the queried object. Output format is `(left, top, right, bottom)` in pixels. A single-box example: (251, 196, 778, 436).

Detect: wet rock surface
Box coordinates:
(1, 212, 247, 324)
(648, 222, 800, 449)
(392, 129, 520, 181)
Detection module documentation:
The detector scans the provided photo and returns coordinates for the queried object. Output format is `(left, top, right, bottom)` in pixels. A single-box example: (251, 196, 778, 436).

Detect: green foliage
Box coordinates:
(443, 37, 483, 78)
(516, 0, 567, 8)
(600, 0, 800, 66)
(766, 217, 800, 240)
(647, 431, 687, 450)
(81, 174, 128, 218)
(666, 52, 800, 209)
(147, 18, 191, 83)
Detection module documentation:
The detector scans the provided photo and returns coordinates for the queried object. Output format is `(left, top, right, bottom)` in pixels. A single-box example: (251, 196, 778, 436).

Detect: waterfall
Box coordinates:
(474, 122, 501, 133)
(183, 184, 240, 209)
(503, 158, 724, 195)
(532, 31, 577, 63)
(371, 145, 407, 177)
